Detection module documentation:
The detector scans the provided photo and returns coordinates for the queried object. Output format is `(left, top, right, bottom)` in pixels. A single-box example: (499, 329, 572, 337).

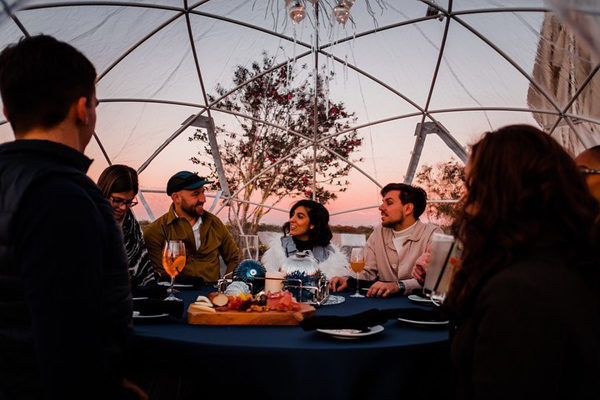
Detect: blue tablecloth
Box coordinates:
(130, 287, 451, 400)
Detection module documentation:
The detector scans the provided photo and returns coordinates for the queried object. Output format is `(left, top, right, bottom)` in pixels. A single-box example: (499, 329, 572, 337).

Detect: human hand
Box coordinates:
(412, 246, 431, 285)
(366, 281, 399, 298)
(329, 276, 349, 292)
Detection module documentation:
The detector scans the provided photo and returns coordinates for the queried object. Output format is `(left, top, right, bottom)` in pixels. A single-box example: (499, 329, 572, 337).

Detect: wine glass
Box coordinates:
(349, 247, 365, 298)
(162, 240, 186, 301)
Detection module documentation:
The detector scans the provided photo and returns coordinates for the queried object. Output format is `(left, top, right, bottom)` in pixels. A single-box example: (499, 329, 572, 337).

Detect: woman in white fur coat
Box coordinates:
(262, 200, 349, 279)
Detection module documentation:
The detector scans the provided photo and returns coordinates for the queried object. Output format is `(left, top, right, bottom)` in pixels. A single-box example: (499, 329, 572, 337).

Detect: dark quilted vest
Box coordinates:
(0, 140, 132, 399)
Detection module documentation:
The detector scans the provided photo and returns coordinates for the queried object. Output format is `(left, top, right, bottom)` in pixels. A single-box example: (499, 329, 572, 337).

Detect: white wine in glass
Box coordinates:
(162, 240, 186, 301)
(349, 247, 365, 298)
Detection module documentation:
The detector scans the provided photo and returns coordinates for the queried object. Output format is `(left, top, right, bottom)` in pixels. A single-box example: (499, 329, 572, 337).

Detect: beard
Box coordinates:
(381, 213, 404, 228)
(181, 199, 204, 219)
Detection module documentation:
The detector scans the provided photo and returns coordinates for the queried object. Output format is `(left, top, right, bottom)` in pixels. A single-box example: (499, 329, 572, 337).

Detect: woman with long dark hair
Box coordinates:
(97, 164, 158, 287)
(262, 200, 348, 278)
(447, 125, 599, 399)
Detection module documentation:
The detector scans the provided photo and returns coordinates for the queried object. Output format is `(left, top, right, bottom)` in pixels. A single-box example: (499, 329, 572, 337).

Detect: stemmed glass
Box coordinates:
(162, 240, 186, 301)
(349, 247, 365, 298)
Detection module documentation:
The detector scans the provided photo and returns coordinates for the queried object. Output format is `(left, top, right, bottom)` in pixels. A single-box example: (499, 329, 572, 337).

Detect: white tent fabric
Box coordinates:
(1, 0, 599, 227)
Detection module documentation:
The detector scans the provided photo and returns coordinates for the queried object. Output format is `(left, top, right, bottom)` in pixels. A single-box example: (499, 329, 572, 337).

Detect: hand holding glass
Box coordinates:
(349, 247, 365, 298)
(162, 240, 186, 301)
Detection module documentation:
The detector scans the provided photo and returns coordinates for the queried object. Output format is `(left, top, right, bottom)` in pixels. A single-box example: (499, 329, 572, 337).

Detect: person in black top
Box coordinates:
(97, 164, 158, 288)
(0, 35, 143, 399)
(446, 125, 600, 399)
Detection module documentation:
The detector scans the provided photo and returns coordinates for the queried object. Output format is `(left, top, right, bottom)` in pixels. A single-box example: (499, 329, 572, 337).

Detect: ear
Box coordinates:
(171, 193, 180, 204)
(74, 97, 90, 125)
(310, 225, 315, 230)
(404, 202, 414, 216)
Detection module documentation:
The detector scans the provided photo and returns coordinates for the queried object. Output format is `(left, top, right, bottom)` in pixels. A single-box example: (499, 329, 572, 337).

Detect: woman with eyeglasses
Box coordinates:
(97, 165, 157, 287)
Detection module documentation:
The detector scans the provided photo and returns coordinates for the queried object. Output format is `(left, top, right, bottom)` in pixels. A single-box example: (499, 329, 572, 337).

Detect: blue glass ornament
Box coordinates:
(233, 259, 266, 294)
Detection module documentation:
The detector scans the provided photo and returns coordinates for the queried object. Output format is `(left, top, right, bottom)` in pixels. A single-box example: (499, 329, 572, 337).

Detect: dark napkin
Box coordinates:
(131, 284, 168, 299)
(299, 309, 388, 331)
(299, 307, 447, 331)
(382, 307, 447, 322)
(133, 298, 184, 318)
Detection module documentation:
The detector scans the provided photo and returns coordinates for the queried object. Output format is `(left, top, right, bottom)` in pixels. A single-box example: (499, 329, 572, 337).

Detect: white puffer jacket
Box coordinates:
(262, 236, 349, 279)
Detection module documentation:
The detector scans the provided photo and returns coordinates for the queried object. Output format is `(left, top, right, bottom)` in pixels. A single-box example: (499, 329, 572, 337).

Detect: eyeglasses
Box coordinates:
(110, 196, 138, 208)
(578, 166, 600, 175)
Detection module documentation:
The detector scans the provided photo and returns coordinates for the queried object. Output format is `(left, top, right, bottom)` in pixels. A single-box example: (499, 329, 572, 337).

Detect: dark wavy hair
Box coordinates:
(446, 125, 599, 316)
(283, 200, 333, 247)
(97, 165, 139, 198)
(380, 183, 428, 218)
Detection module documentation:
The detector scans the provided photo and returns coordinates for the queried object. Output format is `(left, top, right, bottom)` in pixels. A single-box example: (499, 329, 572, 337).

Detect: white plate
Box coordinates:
(397, 317, 449, 326)
(408, 294, 433, 304)
(157, 281, 194, 288)
(132, 311, 169, 319)
(317, 325, 384, 339)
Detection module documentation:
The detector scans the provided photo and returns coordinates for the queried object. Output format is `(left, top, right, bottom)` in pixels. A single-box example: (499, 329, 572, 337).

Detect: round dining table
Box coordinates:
(129, 286, 451, 400)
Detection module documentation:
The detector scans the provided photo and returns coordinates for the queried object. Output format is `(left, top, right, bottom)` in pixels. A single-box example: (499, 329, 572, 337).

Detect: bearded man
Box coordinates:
(143, 171, 239, 281)
(330, 183, 441, 297)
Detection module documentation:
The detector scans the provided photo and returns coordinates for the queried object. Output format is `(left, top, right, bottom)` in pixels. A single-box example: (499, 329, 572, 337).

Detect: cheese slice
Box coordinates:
(190, 303, 216, 313)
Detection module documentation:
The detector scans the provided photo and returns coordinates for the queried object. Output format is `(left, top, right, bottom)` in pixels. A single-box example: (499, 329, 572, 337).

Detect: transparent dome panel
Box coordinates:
(194, 0, 436, 46)
(188, 13, 314, 104)
(0, 122, 13, 143)
(15, 6, 180, 74)
(94, 101, 202, 171)
(323, 18, 445, 109)
(95, 17, 204, 104)
(428, 18, 562, 113)
(85, 135, 111, 182)
(432, 110, 548, 148)
(563, 69, 600, 123)
(452, 0, 545, 12)
(0, 16, 24, 50)
(21, 0, 180, 6)
(459, 11, 596, 111)
(548, 116, 600, 156)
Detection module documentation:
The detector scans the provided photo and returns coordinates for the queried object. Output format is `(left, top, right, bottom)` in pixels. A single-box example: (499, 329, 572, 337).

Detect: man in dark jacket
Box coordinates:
(0, 35, 139, 399)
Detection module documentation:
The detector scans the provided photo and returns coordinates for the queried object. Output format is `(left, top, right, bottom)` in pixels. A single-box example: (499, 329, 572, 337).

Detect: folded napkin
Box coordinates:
(132, 298, 184, 318)
(382, 307, 447, 322)
(131, 284, 168, 299)
(299, 307, 448, 331)
(299, 309, 388, 331)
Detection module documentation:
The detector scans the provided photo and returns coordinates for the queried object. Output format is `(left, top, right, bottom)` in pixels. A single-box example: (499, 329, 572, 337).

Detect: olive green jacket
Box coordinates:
(143, 205, 239, 281)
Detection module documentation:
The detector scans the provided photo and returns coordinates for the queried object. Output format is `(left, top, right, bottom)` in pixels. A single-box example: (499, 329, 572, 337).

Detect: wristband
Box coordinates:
(397, 280, 406, 295)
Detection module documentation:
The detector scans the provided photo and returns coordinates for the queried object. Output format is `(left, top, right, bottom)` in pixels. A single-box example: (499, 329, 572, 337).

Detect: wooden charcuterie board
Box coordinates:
(187, 303, 315, 326)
